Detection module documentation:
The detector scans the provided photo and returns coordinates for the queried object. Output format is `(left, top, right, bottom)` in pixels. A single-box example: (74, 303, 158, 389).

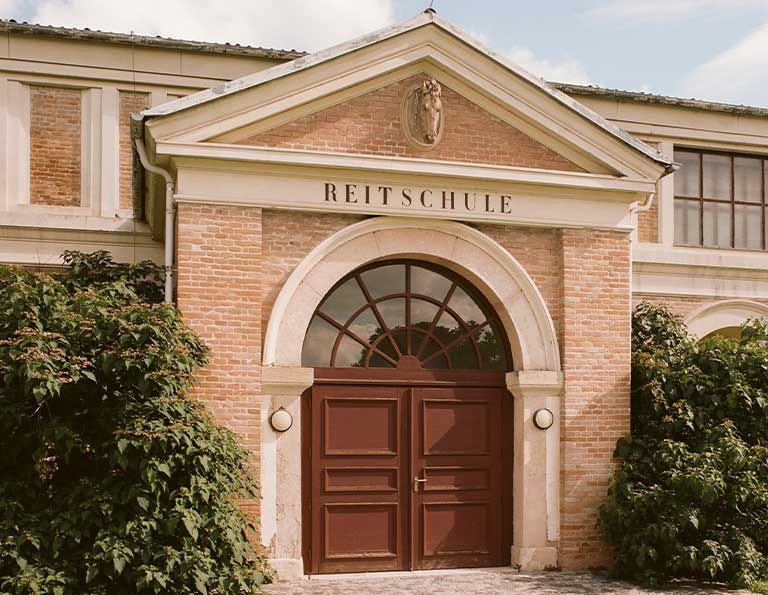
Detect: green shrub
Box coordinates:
(0, 251, 271, 594)
(601, 302, 768, 588)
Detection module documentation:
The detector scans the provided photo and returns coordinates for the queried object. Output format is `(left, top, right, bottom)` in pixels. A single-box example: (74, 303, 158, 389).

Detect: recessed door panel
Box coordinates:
(422, 502, 490, 557)
(324, 503, 399, 559)
(323, 398, 399, 455)
(422, 400, 491, 455)
(324, 467, 398, 493)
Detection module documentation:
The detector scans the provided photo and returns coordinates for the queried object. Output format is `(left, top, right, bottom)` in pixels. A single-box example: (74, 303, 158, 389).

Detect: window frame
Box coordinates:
(301, 259, 510, 370)
(674, 147, 768, 251)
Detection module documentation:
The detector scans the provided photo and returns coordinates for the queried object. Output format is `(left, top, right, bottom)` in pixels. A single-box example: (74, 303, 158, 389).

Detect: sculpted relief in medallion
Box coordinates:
(402, 77, 444, 148)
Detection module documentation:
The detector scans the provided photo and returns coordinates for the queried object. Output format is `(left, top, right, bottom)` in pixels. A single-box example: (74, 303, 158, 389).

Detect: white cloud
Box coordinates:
(680, 21, 768, 106)
(504, 47, 592, 85)
(0, 0, 24, 14)
(24, 0, 394, 52)
(589, 0, 768, 21)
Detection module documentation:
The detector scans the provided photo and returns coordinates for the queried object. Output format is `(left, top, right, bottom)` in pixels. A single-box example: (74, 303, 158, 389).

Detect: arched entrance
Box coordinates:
(261, 217, 563, 577)
(302, 260, 512, 573)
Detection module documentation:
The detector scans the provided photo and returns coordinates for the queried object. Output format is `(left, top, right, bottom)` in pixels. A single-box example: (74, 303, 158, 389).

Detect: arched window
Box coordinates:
(301, 260, 508, 370)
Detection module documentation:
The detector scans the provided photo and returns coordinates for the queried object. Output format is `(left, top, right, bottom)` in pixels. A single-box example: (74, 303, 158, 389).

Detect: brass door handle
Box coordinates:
(413, 477, 427, 493)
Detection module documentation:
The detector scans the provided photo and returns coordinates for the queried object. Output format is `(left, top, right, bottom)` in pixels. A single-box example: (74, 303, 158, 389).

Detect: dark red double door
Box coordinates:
(304, 382, 512, 574)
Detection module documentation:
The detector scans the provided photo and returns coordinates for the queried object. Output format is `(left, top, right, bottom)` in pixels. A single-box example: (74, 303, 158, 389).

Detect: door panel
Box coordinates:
(411, 388, 506, 569)
(310, 386, 409, 573)
(307, 384, 509, 574)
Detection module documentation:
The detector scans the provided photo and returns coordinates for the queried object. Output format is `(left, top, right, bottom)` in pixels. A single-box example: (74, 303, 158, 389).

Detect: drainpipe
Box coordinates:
(133, 137, 175, 303)
(630, 191, 655, 216)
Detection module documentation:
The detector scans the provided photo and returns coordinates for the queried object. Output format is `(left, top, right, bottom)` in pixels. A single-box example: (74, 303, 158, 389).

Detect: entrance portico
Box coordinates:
(136, 9, 672, 578)
(260, 217, 563, 575)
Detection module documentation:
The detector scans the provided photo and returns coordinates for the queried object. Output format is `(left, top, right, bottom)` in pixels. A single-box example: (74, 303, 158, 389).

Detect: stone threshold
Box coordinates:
(299, 567, 519, 582)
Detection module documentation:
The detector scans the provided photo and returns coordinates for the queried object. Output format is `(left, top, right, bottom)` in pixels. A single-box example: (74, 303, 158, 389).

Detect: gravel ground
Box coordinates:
(261, 568, 751, 595)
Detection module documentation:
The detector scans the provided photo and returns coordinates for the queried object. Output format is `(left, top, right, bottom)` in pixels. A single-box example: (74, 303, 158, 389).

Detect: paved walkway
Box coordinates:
(261, 568, 751, 594)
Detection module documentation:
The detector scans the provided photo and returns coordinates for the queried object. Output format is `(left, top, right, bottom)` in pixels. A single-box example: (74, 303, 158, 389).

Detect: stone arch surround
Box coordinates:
(263, 216, 560, 371)
(686, 299, 768, 338)
(261, 216, 564, 577)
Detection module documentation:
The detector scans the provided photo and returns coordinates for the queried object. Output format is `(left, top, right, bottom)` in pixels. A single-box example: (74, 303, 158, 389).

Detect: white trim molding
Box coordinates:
(686, 300, 768, 338)
(260, 366, 314, 580)
(506, 370, 563, 570)
(633, 244, 768, 300)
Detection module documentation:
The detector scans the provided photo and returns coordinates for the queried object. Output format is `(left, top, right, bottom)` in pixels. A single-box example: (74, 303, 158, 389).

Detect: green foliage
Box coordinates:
(0, 252, 271, 594)
(601, 302, 768, 588)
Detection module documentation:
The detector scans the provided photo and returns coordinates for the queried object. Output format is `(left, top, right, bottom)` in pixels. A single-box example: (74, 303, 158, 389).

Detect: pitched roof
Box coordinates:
(138, 10, 674, 173)
(5, 17, 767, 120)
(0, 18, 305, 60)
(552, 82, 768, 119)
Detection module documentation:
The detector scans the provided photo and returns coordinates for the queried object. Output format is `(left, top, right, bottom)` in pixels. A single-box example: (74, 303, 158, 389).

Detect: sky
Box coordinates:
(1, 0, 767, 108)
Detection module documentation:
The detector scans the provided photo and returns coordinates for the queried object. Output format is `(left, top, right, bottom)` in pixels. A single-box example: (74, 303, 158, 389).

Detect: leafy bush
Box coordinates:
(601, 302, 768, 587)
(0, 251, 271, 594)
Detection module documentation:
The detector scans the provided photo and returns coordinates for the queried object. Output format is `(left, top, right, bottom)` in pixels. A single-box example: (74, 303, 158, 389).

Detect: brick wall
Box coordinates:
(29, 85, 82, 207)
(636, 195, 659, 243)
(175, 203, 264, 518)
(560, 228, 632, 569)
(473, 223, 563, 345)
(119, 91, 149, 210)
(261, 210, 367, 344)
(239, 74, 583, 172)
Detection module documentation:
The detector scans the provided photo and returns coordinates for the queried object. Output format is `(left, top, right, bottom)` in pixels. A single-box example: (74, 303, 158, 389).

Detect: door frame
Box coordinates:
(302, 368, 513, 574)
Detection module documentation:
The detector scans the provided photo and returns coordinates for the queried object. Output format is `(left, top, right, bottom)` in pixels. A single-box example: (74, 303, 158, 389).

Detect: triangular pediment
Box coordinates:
(227, 73, 585, 173)
(143, 12, 671, 180)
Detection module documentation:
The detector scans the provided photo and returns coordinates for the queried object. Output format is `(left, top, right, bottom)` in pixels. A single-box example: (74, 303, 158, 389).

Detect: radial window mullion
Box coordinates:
(414, 282, 457, 358)
(317, 310, 398, 367)
(421, 321, 490, 368)
(355, 273, 402, 358)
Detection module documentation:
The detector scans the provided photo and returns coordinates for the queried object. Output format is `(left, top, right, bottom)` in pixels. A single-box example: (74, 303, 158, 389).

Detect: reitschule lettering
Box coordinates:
(324, 182, 517, 216)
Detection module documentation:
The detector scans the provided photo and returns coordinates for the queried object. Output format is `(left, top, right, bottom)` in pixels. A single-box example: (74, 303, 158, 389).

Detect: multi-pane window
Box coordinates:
(302, 260, 507, 370)
(675, 149, 768, 250)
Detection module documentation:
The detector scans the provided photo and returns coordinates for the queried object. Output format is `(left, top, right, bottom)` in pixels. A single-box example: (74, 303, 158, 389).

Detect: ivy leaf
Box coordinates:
(183, 516, 199, 541)
(86, 566, 98, 584)
(689, 513, 699, 530)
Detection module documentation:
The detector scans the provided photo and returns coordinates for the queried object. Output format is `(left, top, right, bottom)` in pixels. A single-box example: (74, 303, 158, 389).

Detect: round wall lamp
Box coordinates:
(532, 408, 554, 430)
(269, 407, 293, 433)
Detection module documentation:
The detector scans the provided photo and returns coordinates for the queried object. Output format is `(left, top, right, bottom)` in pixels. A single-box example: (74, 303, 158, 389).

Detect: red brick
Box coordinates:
(29, 85, 82, 207)
(239, 75, 584, 172)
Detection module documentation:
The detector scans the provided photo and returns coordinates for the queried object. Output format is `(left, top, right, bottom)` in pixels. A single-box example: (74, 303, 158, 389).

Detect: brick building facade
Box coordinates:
(2, 10, 768, 578)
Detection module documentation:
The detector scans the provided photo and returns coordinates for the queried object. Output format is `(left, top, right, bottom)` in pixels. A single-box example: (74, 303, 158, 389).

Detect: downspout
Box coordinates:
(629, 160, 680, 227)
(133, 135, 175, 303)
(630, 191, 655, 216)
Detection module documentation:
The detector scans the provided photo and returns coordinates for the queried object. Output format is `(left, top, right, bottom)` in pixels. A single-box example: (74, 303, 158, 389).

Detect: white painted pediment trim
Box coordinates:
(160, 142, 657, 194)
(143, 14, 670, 181)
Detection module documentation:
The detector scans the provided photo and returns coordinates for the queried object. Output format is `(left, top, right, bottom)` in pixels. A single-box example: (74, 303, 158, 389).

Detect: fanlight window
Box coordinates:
(301, 261, 507, 370)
